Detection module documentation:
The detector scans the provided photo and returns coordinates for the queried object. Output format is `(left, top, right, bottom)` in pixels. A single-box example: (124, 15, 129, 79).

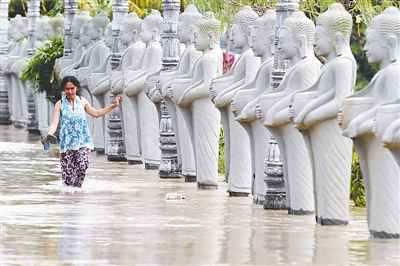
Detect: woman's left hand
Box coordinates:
(112, 96, 123, 107)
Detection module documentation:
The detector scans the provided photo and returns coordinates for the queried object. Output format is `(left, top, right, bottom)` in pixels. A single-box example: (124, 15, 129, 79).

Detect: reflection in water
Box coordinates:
(0, 125, 399, 265)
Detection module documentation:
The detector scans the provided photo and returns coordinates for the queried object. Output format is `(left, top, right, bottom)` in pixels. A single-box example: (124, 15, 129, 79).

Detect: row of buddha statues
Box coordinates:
(2, 3, 399, 239)
(2, 14, 64, 131)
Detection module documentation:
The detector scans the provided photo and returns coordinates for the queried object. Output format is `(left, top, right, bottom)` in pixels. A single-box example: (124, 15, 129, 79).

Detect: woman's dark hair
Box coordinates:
(61, 76, 81, 94)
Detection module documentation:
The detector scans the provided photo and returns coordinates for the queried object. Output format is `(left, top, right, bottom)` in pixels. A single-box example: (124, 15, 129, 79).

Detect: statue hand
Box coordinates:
(337, 109, 344, 129)
(255, 105, 264, 119)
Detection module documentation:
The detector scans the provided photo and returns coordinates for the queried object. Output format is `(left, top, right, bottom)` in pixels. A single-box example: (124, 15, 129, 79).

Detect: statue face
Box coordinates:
(104, 27, 113, 48)
(231, 23, 247, 49)
(315, 25, 334, 56)
(250, 25, 270, 57)
(194, 30, 209, 51)
(178, 21, 192, 43)
(120, 26, 132, 45)
(278, 27, 298, 60)
(364, 29, 388, 64)
(140, 23, 153, 43)
(80, 27, 91, 46)
(88, 22, 101, 40)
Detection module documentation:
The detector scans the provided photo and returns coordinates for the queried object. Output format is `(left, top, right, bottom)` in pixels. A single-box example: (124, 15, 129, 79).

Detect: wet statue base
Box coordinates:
(0, 119, 12, 125)
(128, 159, 143, 165)
(107, 155, 127, 162)
(317, 216, 348, 226)
(228, 191, 250, 197)
(198, 183, 218, 190)
(13, 121, 26, 129)
(288, 208, 314, 215)
(184, 175, 196, 183)
(145, 163, 160, 170)
(253, 196, 265, 205)
(94, 148, 105, 155)
(370, 230, 400, 239)
(159, 172, 181, 179)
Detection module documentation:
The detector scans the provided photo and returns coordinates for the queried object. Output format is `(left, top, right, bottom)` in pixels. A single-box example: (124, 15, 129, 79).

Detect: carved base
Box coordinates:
(184, 175, 196, 183)
(107, 155, 127, 162)
(370, 230, 399, 239)
(263, 193, 287, 210)
(288, 208, 314, 215)
(228, 191, 249, 197)
(145, 162, 160, 170)
(27, 128, 41, 135)
(317, 217, 348, 226)
(198, 183, 218, 190)
(128, 159, 143, 165)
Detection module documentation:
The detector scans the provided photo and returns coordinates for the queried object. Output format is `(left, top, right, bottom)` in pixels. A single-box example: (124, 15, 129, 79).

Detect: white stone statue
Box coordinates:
(7, 15, 29, 127)
(230, 10, 276, 203)
(148, 5, 202, 180)
(209, 6, 260, 196)
(87, 23, 113, 154)
(55, 12, 91, 78)
(256, 11, 321, 214)
(110, 13, 146, 164)
(291, 3, 356, 224)
(123, 10, 163, 169)
(34, 16, 56, 136)
(340, 7, 400, 238)
(169, 13, 223, 188)
(158, 5, 203, 181)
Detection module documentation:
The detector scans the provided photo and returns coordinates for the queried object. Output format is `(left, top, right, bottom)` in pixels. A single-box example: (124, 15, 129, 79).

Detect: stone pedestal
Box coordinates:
(106, 0, 128, 162)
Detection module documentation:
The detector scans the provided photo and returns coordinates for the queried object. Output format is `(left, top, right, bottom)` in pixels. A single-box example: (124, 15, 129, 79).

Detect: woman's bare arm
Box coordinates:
(82, 96, 122, 118)
(48, 101, 61, 136)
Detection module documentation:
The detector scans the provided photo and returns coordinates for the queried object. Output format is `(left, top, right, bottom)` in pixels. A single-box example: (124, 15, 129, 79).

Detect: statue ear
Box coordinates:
(386, 34, 398, 62)
(268, 33, 275, 55)
(334, 32, 346, 56)
(298, 34, 308, 59)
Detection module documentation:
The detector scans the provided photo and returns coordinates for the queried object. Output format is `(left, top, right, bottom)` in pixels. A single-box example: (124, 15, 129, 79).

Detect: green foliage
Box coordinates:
(218, 128, 225, 174)
(8, 0, 65, 17)
(21, 37, 64, 103)
(351, 150, 366, 207)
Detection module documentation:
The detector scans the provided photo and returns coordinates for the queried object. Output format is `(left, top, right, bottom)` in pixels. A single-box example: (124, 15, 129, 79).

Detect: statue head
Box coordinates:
(364, 7, 400, 65)
(36, 16, 54, 42)
(120, 12, 142, 45)
(230, 6, 258, 50)
(50, 14, 65, 37)
(278, 11, 315, 60)
(315, 3, 352, 57)
(250, 9, 276, 57)
(80, 20, 92, 46)
(194, 12, 221, 52)
(88, 12, 110, 41)
(72, 11, 91, 40)
(13, 15, 29, 40)
(141, 10, 163, 43)
(104, 23, 113, 48)
(178, 4, 202, 44)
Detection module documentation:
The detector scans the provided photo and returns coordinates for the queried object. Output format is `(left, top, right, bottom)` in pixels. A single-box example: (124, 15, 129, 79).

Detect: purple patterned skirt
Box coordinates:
(60, 148, 91, 187)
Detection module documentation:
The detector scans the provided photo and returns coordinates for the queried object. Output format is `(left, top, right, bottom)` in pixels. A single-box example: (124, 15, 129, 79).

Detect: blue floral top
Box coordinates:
(59, 95, 93, 153)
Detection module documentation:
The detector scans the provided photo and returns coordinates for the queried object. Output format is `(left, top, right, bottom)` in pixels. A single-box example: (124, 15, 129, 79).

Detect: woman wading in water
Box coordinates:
(45, 76, 122, 187)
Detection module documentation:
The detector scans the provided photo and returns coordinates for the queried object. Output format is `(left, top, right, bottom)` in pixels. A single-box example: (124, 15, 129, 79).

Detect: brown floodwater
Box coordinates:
(0, 125, 399, 265)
